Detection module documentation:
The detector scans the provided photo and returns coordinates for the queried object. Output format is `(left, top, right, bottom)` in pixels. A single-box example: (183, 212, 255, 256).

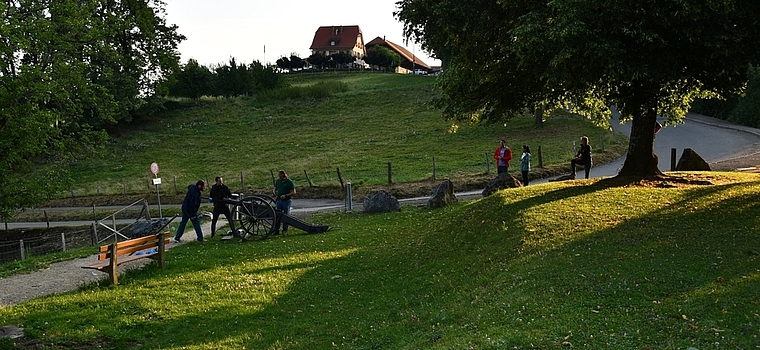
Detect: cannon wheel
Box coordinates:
(232, 196, 276, 240)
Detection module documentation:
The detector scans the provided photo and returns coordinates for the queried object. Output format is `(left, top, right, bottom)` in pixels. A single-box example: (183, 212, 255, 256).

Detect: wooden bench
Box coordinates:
(82, 232, 171, 285)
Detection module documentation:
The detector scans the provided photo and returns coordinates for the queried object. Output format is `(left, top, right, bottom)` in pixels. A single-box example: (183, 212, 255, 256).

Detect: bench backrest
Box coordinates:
(98, 232, 171, 260)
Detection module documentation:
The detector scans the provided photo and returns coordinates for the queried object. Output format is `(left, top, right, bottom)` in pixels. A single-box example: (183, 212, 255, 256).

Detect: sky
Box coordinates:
(163, 0, 440, 68)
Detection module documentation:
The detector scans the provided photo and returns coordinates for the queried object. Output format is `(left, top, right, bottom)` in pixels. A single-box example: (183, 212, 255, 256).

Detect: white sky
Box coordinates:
(163, 0, 441, 68)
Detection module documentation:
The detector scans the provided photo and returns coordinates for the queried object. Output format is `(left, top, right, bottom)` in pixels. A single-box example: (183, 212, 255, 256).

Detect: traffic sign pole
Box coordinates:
(150, 163, 163, 218)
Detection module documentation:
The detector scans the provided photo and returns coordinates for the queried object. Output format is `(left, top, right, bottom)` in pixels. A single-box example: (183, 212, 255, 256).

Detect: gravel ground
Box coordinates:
(2, 149, 759, 308)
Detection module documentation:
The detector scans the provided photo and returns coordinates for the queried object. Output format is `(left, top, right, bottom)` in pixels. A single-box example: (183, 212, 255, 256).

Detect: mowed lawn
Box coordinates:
(1, 172, 759, 349)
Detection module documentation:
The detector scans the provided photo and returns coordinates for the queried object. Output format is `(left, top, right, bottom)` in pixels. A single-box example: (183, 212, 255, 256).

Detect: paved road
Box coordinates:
(6, 113, 760, 230)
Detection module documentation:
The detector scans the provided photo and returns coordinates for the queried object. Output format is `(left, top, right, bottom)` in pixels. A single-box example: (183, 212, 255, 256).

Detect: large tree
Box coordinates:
(397, 0, 760, 177)
(0, 0, 183, 217)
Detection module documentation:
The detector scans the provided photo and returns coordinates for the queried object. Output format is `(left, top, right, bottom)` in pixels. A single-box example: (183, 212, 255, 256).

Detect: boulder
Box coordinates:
(482, 172, 522, 197)
(363, 190, 400, 213)
(427, 180, 458, 209)
(129, 218, 172, 238)
(675, 148, 711, 171)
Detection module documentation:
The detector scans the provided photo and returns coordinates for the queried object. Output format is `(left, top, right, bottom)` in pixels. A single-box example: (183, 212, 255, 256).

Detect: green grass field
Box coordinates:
(1, 172, 759, 349)
(63, 73, 624, 198)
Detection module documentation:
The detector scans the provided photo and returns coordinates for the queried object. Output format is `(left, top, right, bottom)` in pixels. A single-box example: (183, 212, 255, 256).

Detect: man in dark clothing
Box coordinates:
(273, 170, 296, 235)
(174, 180, 205, 243)
(209, 176, 236, 239)
(571, 136, 593, 179)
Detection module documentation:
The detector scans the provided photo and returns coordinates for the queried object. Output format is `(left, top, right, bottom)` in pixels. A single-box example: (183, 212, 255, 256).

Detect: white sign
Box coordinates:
(152, 178, 162, 185)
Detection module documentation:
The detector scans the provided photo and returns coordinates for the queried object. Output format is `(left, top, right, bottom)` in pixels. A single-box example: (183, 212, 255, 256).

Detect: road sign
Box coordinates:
(150, 162, 159, 175)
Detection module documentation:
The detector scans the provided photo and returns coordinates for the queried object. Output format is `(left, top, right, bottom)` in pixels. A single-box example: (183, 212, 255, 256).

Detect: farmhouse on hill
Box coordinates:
(365, 36, 431, 74)
(309, 25, 366, 68)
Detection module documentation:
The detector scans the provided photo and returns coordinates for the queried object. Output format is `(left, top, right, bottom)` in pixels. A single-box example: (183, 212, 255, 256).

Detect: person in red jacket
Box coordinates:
(493, 139, 513, 174)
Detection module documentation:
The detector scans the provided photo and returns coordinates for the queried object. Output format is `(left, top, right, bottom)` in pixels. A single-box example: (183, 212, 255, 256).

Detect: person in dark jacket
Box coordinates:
(209, 176, 236, 239)
(174, 180, 205, 243)
(571, 136, 593, 179)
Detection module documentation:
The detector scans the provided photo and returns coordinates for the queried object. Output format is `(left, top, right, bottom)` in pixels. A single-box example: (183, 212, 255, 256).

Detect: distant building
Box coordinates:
(309, 25, 366, 67)
(365, 36, 431, 74)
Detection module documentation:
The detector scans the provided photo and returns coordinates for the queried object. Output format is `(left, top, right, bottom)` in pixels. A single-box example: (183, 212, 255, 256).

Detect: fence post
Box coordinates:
(173, 176, 177, 194)
(205, 175, 209, 187)
(485, 152, 490, 174)
(538, 146, 544, 168)
(122, 182, 126, 195)
(97, 184, 100, 196)
(304, 170, 314, 187)
(432, 157, 436, 182)
(337, 167, 345, 190)
(61, 232, 67, 252)
(19, 240, 25, 260)
(240, 171, 245, 188)
(600, 133, 605, 152)
(44, 210, 49, 228)
(671, 148, 677, 171)
(70, 188, 74, 198)
(387, 162, 392, 185)
(91, 223, 98, 246)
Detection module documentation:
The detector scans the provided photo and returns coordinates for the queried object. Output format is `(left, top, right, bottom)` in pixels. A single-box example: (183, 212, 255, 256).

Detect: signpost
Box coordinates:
(150, 162, 163, 218)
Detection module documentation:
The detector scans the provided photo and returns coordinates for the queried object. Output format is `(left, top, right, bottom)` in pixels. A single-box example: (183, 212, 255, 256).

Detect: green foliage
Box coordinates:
(365, 46, 402, 69)
(729, 65, 760, 128)
(397, 0, 760, 176)
(169, 59, 214, 99)
(0, 0, 183, 217)
(307, 52, 329, 69)
(2, 173, 759, 348)
(257, 81, 349, 100)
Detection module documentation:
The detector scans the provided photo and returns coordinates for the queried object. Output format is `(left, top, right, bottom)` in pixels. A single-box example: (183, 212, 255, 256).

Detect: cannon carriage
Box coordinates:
(218, 194, 329, 241)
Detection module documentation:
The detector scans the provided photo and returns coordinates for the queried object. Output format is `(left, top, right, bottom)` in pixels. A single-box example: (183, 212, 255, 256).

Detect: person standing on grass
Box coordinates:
(571, 136, 593, 179)
(273, 170, 295, 235)
(209, 176, 236, 239)
(520, 145, 531, 185)
(493, 139, 513, 174)
(174, 180, 205, 243)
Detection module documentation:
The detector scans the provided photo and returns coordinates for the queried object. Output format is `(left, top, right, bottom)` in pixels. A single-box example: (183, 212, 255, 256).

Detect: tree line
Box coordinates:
(275, 46, 402, 71)
(168, 58, 285, 100)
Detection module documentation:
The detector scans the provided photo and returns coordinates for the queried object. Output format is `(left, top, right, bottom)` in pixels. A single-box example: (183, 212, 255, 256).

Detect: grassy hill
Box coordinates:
(60, 73, 625, 202)
(2, 172, 759, 349)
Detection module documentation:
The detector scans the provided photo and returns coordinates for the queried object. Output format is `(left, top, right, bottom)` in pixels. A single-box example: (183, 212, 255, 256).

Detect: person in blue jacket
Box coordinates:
(174, 180, 205, 243)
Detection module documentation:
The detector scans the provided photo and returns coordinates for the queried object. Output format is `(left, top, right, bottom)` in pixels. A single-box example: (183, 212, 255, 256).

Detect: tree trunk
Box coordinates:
(618, 104, 663, 177)
(533, 105, 544, 126)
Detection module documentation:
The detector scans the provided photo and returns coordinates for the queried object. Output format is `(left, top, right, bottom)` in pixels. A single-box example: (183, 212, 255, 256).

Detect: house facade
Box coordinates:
(309, 25, 366, 66)
(365, 36, 431, 74)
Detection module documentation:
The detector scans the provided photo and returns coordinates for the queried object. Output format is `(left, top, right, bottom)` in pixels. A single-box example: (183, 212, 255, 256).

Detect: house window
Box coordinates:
(334, 28, 340, 35)
(330, 40, 336, 46)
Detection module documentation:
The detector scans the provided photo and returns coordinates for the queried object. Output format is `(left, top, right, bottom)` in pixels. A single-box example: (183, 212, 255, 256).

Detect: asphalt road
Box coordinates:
(6, 113, 760, 229)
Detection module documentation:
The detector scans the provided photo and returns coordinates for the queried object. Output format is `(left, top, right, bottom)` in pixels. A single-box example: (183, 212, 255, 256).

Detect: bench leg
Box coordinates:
(109, 243, 119, 285)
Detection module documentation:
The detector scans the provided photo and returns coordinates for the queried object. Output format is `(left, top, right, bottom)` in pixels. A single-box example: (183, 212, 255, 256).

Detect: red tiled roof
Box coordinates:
(366, 36, 431, 70)
(310, 25, 363, 51)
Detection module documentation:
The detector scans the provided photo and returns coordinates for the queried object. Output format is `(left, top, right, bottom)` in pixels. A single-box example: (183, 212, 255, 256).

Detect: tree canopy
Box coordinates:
(364, 46, 401, 70)
(397, 0, 760, 176)
(0, 0, 184, 216)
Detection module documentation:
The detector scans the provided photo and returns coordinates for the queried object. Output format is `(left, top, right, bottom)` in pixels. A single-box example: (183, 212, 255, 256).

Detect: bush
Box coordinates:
(258, 81, 349, 100)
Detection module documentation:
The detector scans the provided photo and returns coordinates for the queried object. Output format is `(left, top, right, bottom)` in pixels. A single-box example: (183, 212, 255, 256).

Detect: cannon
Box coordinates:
(218, 194, 329, 241)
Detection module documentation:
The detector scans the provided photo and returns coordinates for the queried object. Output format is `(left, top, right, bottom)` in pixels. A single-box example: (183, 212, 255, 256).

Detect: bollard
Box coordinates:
(345, 182, 353, 214)
(61, 232, 67, 252)
(19, 240, 25, 260)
